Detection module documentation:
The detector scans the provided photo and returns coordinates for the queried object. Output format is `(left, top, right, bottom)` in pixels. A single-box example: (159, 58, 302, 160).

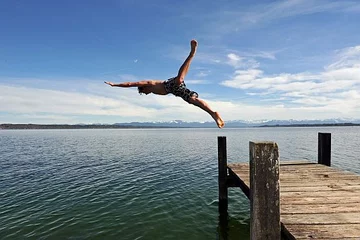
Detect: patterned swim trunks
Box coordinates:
(163, 77, 199, 103)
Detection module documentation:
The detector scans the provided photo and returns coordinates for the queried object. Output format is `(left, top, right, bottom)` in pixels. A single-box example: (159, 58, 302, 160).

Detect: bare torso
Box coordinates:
(145, 80, 168, 95)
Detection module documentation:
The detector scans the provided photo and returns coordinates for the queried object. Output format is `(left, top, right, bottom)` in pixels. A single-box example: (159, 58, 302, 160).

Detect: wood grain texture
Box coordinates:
(228, 162, 360, 239)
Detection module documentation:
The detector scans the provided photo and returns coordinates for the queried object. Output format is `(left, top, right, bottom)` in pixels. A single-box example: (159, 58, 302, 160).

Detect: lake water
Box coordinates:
(1, 127, 360, 240)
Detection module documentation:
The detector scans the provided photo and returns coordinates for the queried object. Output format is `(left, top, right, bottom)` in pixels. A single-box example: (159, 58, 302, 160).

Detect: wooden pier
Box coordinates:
(218, 133, 360, 239)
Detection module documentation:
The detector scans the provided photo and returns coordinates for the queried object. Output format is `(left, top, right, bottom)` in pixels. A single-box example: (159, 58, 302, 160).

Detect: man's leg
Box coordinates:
(176, 40, 198, 85)
(188, 97, 225, 128)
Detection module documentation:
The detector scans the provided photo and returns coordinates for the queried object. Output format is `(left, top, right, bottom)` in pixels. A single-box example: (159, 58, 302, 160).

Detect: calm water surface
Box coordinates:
(1, 127, 360, 239)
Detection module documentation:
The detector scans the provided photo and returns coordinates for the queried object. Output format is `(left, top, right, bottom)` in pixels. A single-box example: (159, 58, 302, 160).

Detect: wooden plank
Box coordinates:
(281, 212, 360, 225)
(280, 191, 360, 198)
(228, 169, 249, 197)
(228, 174, 360, 188)
(280, 160, 315, 165)
(279, 172, 360, 178)
(229, 160, 315, 166)
(281, 203, 360, 214)
(230, 164, 360, 181)
(280, 169, 358, 176)
(230, 172, 360, 181)
(281, 185, 360, 192)
(280, 196, 360, 205)
(286, 224, 360, 239)
(230, 163, 358, 176)
(280, 181, 360, 187)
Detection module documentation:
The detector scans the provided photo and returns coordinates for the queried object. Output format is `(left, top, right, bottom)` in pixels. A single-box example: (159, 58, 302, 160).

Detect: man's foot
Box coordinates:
(190, 39, 198, 54)
(212, 112, 225, 128)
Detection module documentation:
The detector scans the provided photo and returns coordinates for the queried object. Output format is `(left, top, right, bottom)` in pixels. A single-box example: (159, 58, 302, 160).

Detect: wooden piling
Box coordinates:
(249, 141, 280, 240)
(318, 132, 331, 166)
(218, 136, 228, 215)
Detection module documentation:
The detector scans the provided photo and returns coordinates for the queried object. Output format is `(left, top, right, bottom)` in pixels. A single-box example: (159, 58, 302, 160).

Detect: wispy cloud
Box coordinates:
(241, 0, 359, 24)
(194, 69, 211, 78)
(184, 0, 360, 48)
(185, 79, 210, 84)
(220, 45, 360, 116)
(206, 0, 360, 34)
(326, 45, 360, 70)
(226, 53, 260, 69)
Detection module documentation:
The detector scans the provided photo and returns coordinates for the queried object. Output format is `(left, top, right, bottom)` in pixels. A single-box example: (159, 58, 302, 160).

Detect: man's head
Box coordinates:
(138, 86, 151, 95)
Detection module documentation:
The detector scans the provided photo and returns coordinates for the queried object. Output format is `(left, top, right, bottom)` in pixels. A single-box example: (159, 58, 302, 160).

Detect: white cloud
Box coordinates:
(0, 82, 224, 124)
(0, 85, 150, 117)
(208, 99, 357, 121)
(226, 53, 260, 69)
(220, 45, 360, 117)
(326, 45, 360, 70)
(241, 50, 277, 60)
(195, 71, 210, 78)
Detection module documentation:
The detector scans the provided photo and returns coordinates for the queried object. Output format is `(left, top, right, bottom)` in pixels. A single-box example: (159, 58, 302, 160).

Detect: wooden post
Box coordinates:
(218, 136, 228, 215)
(318, 132, 331, 166)
(250, 142, 280, 240)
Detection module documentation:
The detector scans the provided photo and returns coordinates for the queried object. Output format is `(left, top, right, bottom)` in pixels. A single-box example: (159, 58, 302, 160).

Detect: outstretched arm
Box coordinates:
(104, 80, 155, 87)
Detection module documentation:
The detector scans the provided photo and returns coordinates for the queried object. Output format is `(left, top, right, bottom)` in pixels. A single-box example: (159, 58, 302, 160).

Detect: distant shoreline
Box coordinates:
(1, 123, 360, 130)
(0, 124, 182, 130)
(259, 123, 360, 127)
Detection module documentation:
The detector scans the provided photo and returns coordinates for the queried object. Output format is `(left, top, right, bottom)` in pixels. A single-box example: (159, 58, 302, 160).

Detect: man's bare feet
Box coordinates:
(212, 112, 225, 128)
(190, 39, 198, 54)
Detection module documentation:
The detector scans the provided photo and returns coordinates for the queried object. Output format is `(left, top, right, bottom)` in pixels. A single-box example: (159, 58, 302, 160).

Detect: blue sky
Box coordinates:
(1, 0, 360, 124)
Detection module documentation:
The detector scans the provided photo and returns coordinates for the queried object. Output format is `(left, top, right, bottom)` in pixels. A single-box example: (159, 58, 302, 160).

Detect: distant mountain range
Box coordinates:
(114, 118, 360, 128)
(1, 118, 360, 129)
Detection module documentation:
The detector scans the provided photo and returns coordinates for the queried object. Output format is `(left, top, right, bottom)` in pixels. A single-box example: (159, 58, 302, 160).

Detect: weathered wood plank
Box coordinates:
(281, 212, 360, 224)
(230, 163, 358, 176)
(227, 175, 360, 189)
(286, 224, 360, 239)
(230, 172, 360, 181)
(279, 173, 360, 179)
(280, 191, 360, 197)
(280, 160, 315, 165)
(281, 185, 360, 192)
(280, 196, 360, 205)
(281, 203, 360, 214)
(280, 181, 360, 187)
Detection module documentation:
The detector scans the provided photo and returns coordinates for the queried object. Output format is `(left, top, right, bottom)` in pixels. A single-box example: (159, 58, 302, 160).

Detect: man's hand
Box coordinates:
(104, 81, 114, 87)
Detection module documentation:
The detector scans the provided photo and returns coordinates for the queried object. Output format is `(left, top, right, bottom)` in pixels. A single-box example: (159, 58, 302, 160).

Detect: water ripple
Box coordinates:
(1, 128, 359, 239)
